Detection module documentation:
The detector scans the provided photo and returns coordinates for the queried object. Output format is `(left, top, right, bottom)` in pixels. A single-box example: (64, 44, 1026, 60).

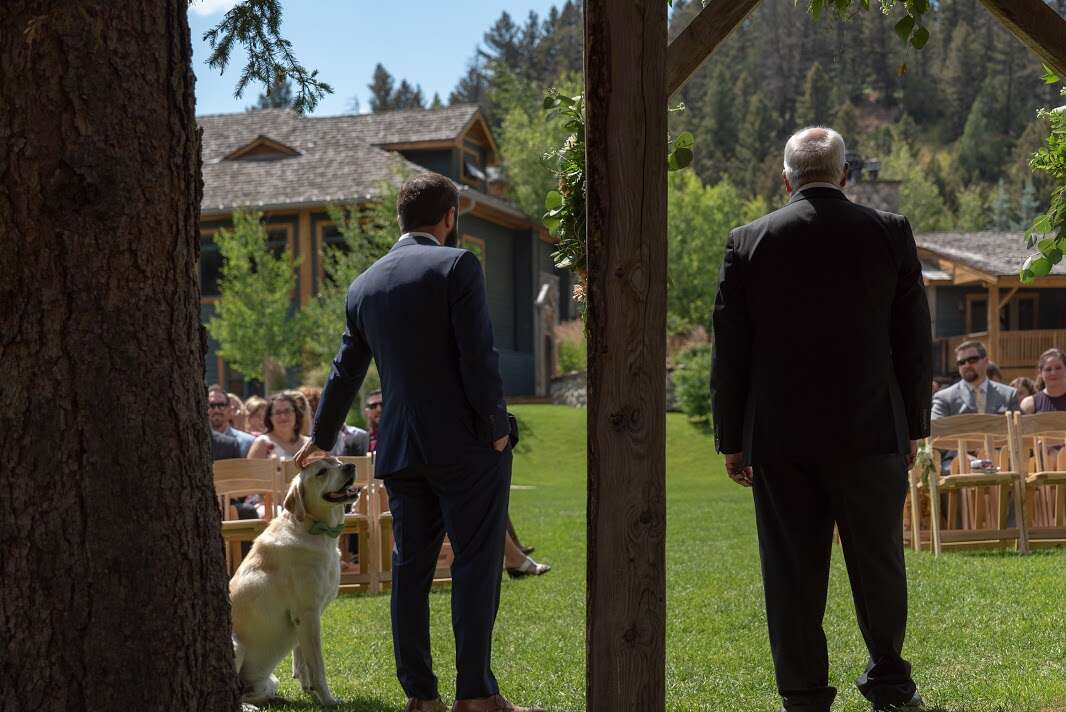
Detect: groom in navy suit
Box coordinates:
(295, 173, 541, 712)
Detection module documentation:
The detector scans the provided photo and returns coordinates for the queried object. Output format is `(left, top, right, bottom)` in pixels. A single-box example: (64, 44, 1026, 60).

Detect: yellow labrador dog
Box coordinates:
(230, 458, 361, 707)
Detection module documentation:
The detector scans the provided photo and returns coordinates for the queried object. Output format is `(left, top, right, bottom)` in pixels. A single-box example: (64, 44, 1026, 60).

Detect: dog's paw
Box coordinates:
(311, 690, 340, 707)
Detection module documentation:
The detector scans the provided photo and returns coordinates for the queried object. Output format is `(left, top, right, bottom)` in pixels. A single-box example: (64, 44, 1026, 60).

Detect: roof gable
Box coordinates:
(222, 134, 301, 161)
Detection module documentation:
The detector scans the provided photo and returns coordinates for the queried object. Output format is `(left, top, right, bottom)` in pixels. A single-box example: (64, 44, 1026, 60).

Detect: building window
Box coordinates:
(200, 235, 222, 297)
(461, 148, 485, 186)
(462, 235, 486, 279)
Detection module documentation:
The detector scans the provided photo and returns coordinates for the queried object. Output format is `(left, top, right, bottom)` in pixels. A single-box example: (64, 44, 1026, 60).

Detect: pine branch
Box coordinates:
(199, 0, 333, 114)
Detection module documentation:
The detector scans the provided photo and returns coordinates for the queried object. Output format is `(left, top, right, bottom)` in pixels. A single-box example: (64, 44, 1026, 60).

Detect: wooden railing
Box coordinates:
(943, 329, 1066, 371)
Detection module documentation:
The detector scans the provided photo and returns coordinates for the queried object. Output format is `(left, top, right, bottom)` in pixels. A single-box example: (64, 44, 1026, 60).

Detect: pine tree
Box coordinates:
(368, 63, 395, 113)
(1016, 178, 1041, 230)
(249, 74, 293, 111)
(958, 77, 1009, 183)
(392, 80, 425, 110)
(833, 101, 861, 150)
(992, 179, 1015, 230)
(955, 185, 990, 231)
(795, 62, 832, 128)
(694, 63, 739, 184)
(735, 91, 780, 196)
(430, 93, 444, 109)
(482, 11, 521, 67)
(450, 55, 489, 106)
(942, 22, 982, 138)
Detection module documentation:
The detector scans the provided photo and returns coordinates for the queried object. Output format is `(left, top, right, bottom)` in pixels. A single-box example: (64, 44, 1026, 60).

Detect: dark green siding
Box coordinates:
(400, 149, 455, 179)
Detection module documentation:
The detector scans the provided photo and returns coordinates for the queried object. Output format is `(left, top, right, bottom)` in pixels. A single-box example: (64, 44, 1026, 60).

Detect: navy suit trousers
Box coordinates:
(384, 447, 512, 701)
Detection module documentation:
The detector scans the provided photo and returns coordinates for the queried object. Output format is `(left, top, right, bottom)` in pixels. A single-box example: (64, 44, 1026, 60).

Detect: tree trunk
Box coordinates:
(0, 3, 239, 711)
(584, 1, 667, 710)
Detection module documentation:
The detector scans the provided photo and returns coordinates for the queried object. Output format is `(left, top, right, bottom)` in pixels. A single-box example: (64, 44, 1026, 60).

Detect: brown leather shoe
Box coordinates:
(451, 693, 545, 712)
(405, 698, 448, 712)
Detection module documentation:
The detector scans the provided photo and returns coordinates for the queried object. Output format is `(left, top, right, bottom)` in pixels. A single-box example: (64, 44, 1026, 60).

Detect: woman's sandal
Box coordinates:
(506, 556, 552, 578)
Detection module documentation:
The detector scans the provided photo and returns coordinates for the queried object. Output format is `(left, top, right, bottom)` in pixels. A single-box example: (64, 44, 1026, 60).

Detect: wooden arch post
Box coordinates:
(582, 0, 1066, 710)
(584, 1, 668, 710)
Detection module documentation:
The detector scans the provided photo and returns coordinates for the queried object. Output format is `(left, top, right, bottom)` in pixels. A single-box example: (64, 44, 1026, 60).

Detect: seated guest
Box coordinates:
(244, 395, 268, 436)
(932, 340, 1019, 418)
(210, 427, 242, 461)
(208, 384, 255, 456)
(986, 361, 1004, 383)
(342, 389, 382, 455)
(931, 375, 953, 395)
(1010, 377, 1036, 401)
(287, 389, 313, 437)
(1021, 348, 1066, 413)
(227, 392, 248, 431)
(208, 400, 256, 521)
(247, 392, 310, 460)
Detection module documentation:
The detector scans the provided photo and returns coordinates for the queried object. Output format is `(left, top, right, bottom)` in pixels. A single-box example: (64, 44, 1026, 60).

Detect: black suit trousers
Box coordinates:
(752, 455, 916, 711)
(383, 448, 512, 701)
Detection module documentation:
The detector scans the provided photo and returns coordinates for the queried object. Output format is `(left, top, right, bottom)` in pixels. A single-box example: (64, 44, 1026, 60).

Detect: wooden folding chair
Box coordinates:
(212, 458, 283, 576)
(1011, 412, 1066, 547)
(903, 462, 931, 551)
(922, 413, 1029, 556)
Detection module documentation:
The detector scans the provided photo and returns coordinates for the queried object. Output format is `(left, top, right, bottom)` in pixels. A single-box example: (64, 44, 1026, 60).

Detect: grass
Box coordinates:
(262, 405, 1066, 711)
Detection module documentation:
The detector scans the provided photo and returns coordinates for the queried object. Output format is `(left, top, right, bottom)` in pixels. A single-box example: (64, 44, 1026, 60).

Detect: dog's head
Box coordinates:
(283, 459, 362, 522)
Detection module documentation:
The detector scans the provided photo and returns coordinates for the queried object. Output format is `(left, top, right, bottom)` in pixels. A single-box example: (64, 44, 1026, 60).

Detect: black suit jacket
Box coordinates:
(210, 429, 243, 461)
(710, 187, 932, 464)
(312, 234, 509, 477)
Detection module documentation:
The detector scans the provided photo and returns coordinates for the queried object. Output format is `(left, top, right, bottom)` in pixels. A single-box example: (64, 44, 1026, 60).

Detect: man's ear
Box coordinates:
(283, 477, 306, 522)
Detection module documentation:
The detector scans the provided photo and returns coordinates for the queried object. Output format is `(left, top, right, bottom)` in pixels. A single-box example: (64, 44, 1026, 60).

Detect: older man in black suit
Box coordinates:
(295, 173, 540, 712)
(711, 127, 932, 712)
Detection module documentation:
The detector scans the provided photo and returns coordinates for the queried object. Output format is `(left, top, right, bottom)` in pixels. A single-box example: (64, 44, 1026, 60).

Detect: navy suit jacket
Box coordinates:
(312, 234, 509, 477)
(710, 187, 933, 464)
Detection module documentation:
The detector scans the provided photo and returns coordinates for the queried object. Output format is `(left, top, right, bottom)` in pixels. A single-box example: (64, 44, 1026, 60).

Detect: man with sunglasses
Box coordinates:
(208, 383, 255, 456)
(931, 341, 1020, 419)
(339, 390, 381, 456)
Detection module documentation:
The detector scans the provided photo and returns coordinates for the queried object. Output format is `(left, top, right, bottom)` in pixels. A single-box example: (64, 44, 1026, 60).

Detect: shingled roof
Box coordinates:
(197, 105, 484, 213)
(915, 231, 1066, 278)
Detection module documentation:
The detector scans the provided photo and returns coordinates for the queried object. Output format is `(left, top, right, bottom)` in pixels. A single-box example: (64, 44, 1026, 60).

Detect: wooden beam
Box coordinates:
(998, 286, 1021, 311)
(666, 0, 762, 96)
(987, 283, 1001, 363)
(585, 1, 667, 710)
(978, 0, 1066, 79)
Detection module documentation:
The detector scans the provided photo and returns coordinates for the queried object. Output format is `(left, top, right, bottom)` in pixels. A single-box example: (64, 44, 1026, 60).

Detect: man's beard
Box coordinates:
(961, 370, 979, 382)
(444, 223, 458, 247)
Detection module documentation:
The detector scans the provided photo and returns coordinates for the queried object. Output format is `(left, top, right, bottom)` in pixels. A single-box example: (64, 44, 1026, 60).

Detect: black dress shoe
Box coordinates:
(874, 692, 924, 711)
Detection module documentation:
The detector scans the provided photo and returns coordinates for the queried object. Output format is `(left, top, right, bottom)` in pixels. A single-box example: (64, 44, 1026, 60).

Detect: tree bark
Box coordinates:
(0, 3, 239, 710)
(584, 1, 667, 710)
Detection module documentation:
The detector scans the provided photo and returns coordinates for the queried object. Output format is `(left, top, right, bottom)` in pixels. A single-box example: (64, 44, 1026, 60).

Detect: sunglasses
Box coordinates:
(956, 355, 983, 366)
(208, 402, 229, 409)
(365, 402, 382, 410)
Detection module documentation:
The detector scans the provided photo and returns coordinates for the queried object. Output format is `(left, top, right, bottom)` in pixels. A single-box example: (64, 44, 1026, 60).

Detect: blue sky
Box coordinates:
(188, 0, 565, 116)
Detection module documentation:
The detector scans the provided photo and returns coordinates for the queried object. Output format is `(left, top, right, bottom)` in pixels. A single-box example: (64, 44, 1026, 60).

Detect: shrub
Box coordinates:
(556, 320, 587, 373)
(674, 343, 711, 422)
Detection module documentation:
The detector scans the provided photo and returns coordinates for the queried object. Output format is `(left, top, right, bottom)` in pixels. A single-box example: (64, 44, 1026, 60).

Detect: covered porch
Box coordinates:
(918, 231, 1066, 380)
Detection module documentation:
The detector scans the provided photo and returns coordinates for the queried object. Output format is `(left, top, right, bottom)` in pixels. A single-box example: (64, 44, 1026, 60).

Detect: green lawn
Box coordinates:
(265, 405, 1066, 711)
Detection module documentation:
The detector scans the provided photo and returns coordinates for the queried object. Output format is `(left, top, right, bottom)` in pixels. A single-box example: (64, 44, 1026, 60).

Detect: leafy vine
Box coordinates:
(1020, 69, 1066, 283)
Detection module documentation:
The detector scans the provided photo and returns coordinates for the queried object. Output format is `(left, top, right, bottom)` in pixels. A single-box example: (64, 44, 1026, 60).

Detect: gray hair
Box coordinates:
(782, 127, 846, 186)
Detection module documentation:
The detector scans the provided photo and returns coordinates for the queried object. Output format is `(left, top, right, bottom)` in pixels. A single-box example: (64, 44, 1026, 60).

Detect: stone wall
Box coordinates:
(549, 368, 679, 411)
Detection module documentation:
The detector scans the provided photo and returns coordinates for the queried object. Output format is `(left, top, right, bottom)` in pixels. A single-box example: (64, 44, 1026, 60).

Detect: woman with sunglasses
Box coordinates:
(1021, 348, 1066, 413)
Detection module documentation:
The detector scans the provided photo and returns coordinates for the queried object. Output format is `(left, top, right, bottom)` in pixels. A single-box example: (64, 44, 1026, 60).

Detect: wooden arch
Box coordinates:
(583, 0, 1066, 710)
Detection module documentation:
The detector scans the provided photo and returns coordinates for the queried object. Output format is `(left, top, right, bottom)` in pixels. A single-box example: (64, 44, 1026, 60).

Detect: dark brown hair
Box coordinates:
(1010, 376, 1036, 399)
(1037, 348, 1066, 373)
(955, 340, 987, 359)
(263, 392, 304, 441)
(396, 172, 458, 232)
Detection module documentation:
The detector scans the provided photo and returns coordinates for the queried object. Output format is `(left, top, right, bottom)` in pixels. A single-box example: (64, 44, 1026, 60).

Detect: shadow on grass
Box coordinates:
(685, 417, 712, 436)
(259, 696, 394, 712)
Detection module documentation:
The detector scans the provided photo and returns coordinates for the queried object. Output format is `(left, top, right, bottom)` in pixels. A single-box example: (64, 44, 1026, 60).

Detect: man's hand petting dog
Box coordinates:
(294, 439, 329, 469)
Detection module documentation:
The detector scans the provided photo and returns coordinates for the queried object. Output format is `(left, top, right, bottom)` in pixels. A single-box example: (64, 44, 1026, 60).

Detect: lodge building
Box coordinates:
(197, 104, 573, 398)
